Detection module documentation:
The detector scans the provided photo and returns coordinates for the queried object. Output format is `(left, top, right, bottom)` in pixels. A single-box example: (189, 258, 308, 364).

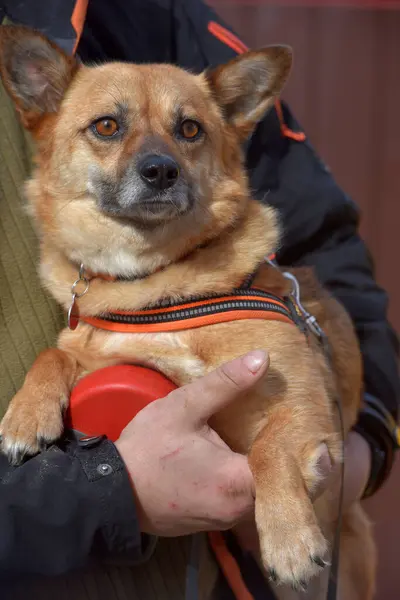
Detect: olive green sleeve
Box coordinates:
(0, 74, 65, 415)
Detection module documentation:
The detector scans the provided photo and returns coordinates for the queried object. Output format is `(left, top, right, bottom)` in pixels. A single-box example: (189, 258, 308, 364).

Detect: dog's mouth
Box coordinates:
(97, 189, 195, 226)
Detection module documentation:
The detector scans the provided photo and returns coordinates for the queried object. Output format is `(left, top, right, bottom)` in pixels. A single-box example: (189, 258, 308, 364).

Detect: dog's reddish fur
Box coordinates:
(0, 25, 375, 599)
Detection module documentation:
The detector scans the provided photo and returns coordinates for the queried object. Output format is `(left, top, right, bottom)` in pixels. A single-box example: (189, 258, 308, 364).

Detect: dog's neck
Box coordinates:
(70, 238, 212, 285)
(39, 200, 279, 317)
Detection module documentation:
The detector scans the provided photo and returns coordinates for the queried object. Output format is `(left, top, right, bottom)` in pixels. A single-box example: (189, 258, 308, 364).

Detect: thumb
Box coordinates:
(176, 350, 269, 426)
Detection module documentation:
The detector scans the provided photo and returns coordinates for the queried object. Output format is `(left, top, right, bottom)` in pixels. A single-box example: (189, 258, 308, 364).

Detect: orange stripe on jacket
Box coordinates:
(71, 0, 88, 55)
(274, 98, 306, 142)
(208, 21, 249, 55)
(207, 20, 305, 142)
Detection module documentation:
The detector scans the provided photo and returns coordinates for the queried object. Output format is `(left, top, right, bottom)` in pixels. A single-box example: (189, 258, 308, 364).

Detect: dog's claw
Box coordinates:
(13, 454, 23, 467)
(39, 439, 48, 452)
(292, 580, 308, 593)
(0, 436, 35, 466)
(268, 568, 278, 583)
(312, 555, 329, 568)
(9, 448, 24, 467)
(300, 580, 308, 592)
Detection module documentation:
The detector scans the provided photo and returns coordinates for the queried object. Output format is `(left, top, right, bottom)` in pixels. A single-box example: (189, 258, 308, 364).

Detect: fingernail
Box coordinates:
(299, 581, 308, 592)
(243, 350, 268, 374)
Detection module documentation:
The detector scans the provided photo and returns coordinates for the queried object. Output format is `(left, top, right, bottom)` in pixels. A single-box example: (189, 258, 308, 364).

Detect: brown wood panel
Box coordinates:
(209, 3, 400, 333)
(370, 11, 400, 315)
(208, 3, 400, 598)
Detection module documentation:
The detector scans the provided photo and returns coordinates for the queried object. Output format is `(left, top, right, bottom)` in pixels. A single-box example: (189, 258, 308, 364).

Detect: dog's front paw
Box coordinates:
(256, 495, 329, 590)
(0, 390, 65, 465)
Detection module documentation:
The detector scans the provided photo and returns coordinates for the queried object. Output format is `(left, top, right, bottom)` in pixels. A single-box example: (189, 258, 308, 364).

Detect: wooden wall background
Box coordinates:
(208, 2, 400, 597)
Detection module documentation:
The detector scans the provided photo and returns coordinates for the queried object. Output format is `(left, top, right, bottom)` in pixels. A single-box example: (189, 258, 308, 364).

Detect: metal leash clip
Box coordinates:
(68, 263, 90, 331)
(264, 256, 330, 352)
(282, 270, 333, 360)
(282, 271, 324, 338)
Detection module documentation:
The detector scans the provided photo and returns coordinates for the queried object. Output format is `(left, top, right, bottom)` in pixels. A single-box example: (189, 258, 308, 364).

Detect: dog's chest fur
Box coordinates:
(58, 326, 208, 384)
(57, 315, 324, 454)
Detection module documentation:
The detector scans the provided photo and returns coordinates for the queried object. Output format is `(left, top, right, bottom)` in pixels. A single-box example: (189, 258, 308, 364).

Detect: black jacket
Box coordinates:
(0, 438, 143, 577)
(0, 0, 398, 579)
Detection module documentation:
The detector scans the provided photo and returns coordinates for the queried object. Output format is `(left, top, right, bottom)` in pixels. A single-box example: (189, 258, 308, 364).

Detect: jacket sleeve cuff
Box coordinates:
(353, 393, 399, 498)
(69, 436, 155, 562)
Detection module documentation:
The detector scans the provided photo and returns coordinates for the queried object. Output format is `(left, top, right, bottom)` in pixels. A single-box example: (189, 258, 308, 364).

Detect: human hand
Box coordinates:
(342, 430, 372, 508)
(115, 350, 269, 536)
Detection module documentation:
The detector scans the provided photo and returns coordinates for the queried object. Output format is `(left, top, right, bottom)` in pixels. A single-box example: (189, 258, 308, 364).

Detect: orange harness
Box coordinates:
(79, 287, 299, 333)
(68, 255, 306, 337)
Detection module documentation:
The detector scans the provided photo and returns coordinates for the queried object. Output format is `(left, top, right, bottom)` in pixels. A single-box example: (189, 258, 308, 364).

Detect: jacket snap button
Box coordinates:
(97, 463, 113, 476)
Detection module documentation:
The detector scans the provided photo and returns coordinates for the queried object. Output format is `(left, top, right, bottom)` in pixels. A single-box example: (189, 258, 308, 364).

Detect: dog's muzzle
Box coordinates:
(90, 152, 193, 224)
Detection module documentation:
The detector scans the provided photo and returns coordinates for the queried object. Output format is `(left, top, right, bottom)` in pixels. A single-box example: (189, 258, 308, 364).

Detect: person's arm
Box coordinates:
(263, 103, 399, 420)
(170, 0, 399, 496)
(0, 436, 143, 578)
(256, 102, 399, 497)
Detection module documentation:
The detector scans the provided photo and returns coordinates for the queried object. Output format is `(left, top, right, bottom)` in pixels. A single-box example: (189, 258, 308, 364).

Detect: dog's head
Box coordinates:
(0, 26, 291, 277)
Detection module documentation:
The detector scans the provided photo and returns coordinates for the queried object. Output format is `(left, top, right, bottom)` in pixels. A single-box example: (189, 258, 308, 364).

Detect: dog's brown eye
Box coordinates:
(180, 120, 201, 140)
(93, 118, 119, 137)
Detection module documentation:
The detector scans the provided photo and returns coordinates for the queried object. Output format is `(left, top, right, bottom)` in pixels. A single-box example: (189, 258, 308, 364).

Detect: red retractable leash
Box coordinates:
(65, 364, 177, 440)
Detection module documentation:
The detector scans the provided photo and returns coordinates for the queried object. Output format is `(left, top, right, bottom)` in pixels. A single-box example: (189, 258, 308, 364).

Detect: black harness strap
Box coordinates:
(97, 289, 294, 326)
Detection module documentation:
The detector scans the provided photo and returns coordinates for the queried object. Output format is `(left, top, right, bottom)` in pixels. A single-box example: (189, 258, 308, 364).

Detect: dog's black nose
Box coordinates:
(139, 155, 179, 190)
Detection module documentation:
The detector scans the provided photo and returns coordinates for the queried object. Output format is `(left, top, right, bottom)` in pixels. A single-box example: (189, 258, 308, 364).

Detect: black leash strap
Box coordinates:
(316, 332, 345, 600)
(185, 534, 202, 600)
(326, 396, 345, 600)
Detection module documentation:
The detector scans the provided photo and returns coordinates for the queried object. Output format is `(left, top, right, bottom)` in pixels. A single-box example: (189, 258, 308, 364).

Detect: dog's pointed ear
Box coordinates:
(0, 25, 78, 129)
(206, 46, 292, 139)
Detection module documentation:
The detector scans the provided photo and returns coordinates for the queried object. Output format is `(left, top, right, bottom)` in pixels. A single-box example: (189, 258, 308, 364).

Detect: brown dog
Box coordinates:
(0, 25, 375, 599)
